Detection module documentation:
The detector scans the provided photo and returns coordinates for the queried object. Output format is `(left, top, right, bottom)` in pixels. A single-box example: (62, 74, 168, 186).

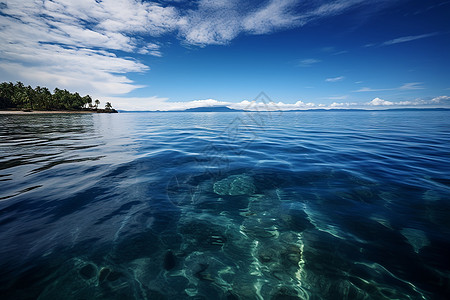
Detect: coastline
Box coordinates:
(0, 110, 117, 114)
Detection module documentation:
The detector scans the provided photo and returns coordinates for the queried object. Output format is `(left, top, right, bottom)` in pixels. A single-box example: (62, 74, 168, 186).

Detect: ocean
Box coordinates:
(1, 111, 449, 299)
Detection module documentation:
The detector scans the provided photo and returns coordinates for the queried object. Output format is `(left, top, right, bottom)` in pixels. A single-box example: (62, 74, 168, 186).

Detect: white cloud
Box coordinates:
(329, 102, 357, 107)
(395, 100, 425, 105)
(242, 0, 300, 35)
(106, 96, 171, 111)
(110, 94, 450, 111)
(179, 15, 240, 46)
(355, 87, 385, 92)
(298, 58, 321, 67)
(231, 100, 317, 111)
(0, 0, 410, 98)
(179, 0, 383, 46)
(431, 96, 450, 103)
(138, 43, 163, 57)
(398, 82, 424, 90)
(105, 97, 322, 111)
(107, 95, 448, 111)
(176, 0, 242, 46)
(365, 32, 438, 47)
(326, 76, 345, 82)
(2, 0, 397, 50)
(106, 97, 230, 111)
(108, 94, 450, 111)
(0, 0, 178, 95)
(363, 96, 450, 107)
(0, 45, 148, 95)
(355, 82, 424, 92)
(332, 50, 348, 55)
(367, 97, 394, 106)
(382, 32, 438, 46)
(297, 0, 364, 24)
(327, 95, 348, 100)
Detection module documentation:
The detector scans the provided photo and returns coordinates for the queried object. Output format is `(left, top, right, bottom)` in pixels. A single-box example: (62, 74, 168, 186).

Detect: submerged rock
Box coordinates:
(112, 231, 159, 263)
(281, 244, 302, 267)
(271, 287, 303, 300)
(163, 250, 176, 270)
(258, 247, 278, 264)
(106, 271, 122, 282)
(178, 219, 228, 251)
(400, 228, 430, 253)
(194, 263, 214, 281)
(98, 267, 111, 283)
(213, 175, 256, 196)
(225, 291, 240, 300)
(79, 264, 96, 280)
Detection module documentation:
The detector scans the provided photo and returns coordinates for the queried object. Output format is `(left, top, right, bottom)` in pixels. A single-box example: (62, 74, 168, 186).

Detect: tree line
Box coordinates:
(0, 81, 114, 111)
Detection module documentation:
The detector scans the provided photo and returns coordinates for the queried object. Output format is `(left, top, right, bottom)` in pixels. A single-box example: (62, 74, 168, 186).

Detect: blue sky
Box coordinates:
(0, 0, 449, 110)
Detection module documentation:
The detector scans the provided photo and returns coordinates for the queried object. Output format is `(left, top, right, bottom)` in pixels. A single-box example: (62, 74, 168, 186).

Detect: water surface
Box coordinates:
(1, 111, 449, 299)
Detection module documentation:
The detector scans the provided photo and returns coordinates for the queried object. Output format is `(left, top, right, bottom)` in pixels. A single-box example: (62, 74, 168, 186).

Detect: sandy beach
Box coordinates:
(0, 110, 105, 114)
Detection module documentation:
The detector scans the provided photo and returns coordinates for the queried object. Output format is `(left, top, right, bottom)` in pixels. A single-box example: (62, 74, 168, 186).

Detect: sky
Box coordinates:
(0, 0, 449, 111)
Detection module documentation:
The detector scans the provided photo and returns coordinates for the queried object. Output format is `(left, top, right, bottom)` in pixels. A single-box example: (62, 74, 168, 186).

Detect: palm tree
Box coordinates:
(82, 95, 92, 109)
(0, 82, 15, 108)
(105, 102, 113, 110)
(94, 99, 100, 109)
(42, 87, 52, 109)
(25, 85, 35, 110)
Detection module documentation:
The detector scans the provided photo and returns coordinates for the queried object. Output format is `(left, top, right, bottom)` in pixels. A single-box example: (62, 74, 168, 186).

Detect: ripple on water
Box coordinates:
(1, 111, 449, 299)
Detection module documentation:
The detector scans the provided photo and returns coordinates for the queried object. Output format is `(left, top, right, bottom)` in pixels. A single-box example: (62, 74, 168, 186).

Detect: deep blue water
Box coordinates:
(0, 111, 449, 299)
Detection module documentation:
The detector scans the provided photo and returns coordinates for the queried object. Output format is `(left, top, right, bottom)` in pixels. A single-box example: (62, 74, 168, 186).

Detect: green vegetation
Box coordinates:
(0, 81, 115, 112)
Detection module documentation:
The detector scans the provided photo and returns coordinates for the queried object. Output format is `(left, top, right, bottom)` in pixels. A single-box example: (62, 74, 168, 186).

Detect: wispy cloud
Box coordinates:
(365, 32, 438, 47)
(321, 47, 348, 55)
(382, 32, 438, 46)
(355, 82, 424, 92)
(325, 76, 345, 82)
(185, 0, 394, 46)
(356, 87, 385, 92)
(242, 0, 301, 35)
(175, 0, 377, 47)
(327, 95, 348, 100)
(297, 58, 321, 67)
(0, 0, 409, 97)
(333, 50, 349, 55)
(297, 0, 366, 24)
(398, 82, 424, 90)
(138, 43, 163, 57)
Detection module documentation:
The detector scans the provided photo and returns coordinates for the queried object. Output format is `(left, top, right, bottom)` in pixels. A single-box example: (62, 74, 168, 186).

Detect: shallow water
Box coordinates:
(1, 111, 449, 299)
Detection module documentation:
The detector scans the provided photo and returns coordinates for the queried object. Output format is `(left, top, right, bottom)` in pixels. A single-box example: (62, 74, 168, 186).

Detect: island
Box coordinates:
(181, 106, 244, 112)
(0, 81, 117, 113)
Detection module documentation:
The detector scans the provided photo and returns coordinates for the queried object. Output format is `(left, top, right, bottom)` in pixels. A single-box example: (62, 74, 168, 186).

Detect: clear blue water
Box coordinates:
(0, 111, 449, 299)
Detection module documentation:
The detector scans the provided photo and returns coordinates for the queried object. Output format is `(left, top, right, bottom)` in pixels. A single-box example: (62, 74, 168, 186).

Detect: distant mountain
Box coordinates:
(183, 106, 244, 112)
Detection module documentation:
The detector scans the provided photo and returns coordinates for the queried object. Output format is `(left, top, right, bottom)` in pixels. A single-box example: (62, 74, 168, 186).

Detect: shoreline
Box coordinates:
(0, 110, 116, 114)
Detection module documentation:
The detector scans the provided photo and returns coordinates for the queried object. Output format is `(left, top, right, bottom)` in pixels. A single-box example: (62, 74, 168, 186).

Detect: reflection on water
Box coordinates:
(0, 111, 449, 299)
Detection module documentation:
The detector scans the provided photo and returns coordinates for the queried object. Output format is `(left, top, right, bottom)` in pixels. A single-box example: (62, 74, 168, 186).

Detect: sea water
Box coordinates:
(0, 111, 449, 299)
